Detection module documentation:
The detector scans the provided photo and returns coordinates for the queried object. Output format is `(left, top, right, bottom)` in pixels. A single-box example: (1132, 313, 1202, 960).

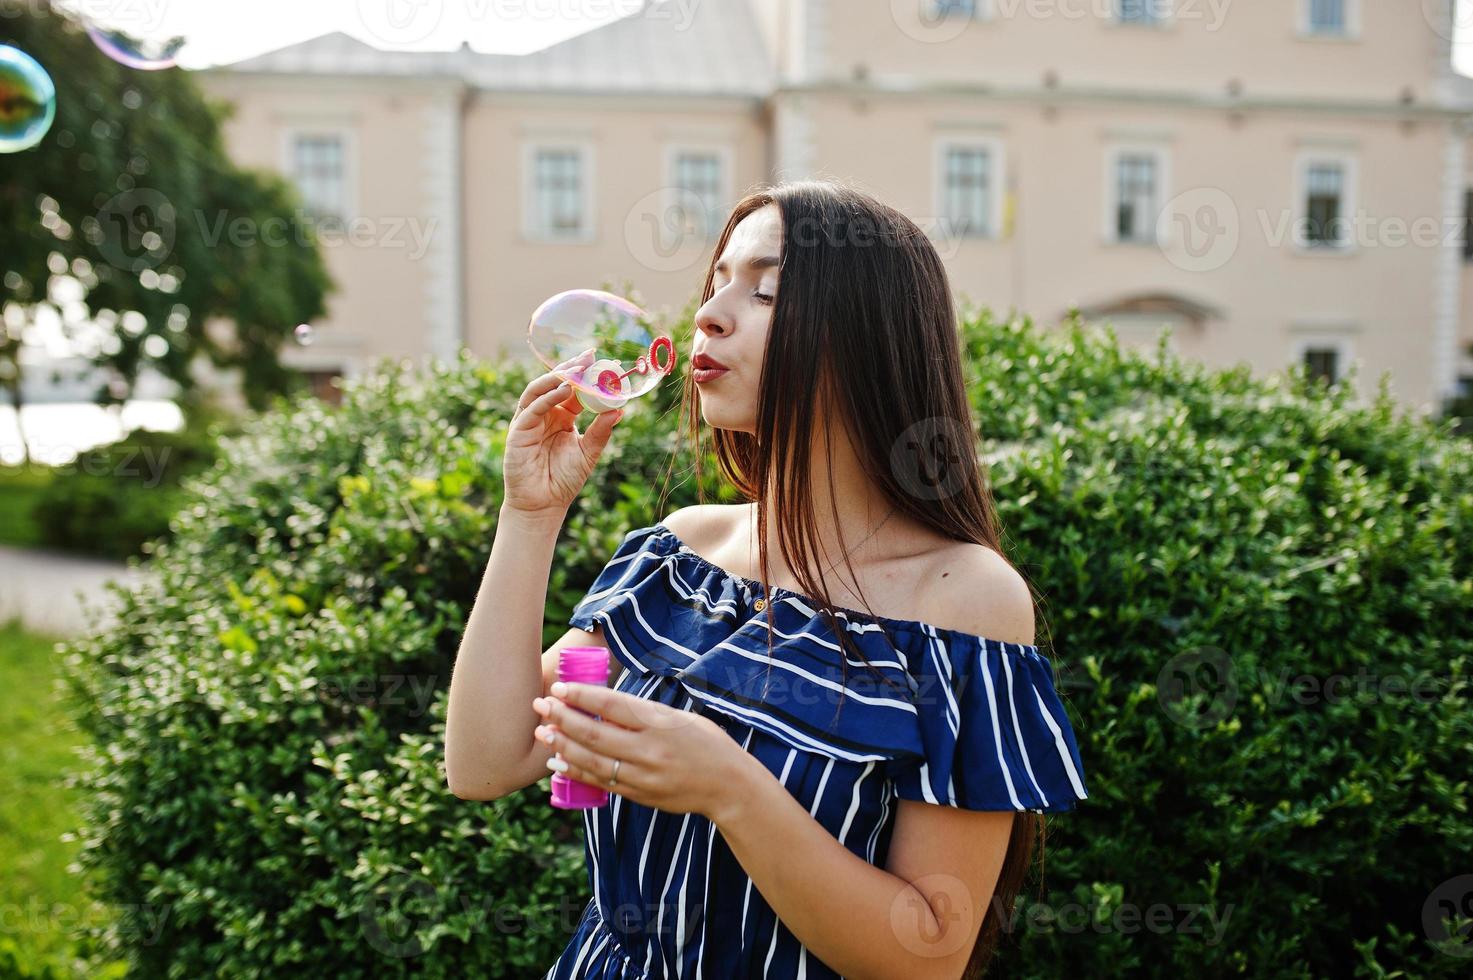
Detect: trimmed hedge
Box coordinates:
(59, 310, 1473, 977)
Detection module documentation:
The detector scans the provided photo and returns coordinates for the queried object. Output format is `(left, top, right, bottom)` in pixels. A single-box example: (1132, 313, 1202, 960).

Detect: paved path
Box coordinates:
(0, 544, 153, 637)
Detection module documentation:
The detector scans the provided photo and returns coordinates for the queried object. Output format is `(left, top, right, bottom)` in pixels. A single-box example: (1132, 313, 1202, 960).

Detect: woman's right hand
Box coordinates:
(502, 348, 624, 522)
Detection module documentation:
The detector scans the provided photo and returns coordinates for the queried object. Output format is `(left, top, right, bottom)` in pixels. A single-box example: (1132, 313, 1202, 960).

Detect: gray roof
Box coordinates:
(219, 0, 773, 97)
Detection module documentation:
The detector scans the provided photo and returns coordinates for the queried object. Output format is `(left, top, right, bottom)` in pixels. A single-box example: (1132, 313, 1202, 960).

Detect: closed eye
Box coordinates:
(753, 292, 774, 305)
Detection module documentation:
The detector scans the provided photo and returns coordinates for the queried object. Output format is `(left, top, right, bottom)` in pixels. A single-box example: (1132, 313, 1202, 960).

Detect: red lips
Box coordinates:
(692, 352, 729, 371)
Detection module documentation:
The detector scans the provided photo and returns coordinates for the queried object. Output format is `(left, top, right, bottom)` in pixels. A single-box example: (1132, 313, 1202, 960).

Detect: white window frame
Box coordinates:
(1292, 150, 1359, 254)
(280, 125, 358, 224)
(1297, 0, 1360, 39)
(1102, 142, 1171, 245)
(1112, 0, 1173, 26)
(662, 143, 734, 243)
(934, 135, 1006, 241)
(522, 140, 596, 243)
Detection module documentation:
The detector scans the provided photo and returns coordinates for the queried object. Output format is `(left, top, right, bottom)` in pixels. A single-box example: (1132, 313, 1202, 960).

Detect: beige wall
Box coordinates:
(460, 93, 769, 365)
(837, 2, 1445, 100)
(803, 92, 1453, 407)
(196, 0, 1472, 414)
(200, 72, 461, 381)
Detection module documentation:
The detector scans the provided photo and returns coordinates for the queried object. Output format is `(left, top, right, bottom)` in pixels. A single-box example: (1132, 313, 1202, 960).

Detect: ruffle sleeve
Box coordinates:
(887, 625, 1090, 814)
(565, 522, 1090, 814)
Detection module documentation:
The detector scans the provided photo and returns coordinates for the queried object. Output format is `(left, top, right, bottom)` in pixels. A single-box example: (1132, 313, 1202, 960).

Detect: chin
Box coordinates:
(699, 403, 754, 434)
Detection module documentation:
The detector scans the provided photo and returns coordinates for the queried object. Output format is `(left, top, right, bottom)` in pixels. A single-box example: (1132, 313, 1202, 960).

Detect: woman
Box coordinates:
(445, 179, 1089, 978)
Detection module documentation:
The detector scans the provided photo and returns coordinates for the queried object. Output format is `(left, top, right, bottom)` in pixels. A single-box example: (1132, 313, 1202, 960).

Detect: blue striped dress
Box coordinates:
(543, 522, 1089, 979)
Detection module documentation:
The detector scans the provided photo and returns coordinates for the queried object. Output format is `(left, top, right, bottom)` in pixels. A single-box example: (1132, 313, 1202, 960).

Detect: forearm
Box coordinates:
(444, 504, 562, 797)
(710, 756, 970, 980)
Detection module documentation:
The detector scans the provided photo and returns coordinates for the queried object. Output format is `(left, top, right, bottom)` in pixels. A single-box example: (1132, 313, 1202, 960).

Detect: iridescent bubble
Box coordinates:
(527, 289, 677, 413)
(0, 45, 56, 154)
(294, 323, 314, 346)
(85, 25, 185, 71)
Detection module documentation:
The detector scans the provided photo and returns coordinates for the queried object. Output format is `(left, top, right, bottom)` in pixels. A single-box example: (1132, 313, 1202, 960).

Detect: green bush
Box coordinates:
(32, 419, 225, 561)
(58, 311, 1473, 977)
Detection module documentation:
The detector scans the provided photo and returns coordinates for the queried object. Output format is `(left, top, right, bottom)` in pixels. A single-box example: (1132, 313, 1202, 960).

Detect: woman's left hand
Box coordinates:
(532, 681, 755, 823)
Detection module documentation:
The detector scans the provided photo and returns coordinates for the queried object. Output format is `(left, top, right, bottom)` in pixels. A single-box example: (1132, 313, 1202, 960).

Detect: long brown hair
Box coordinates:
(659, 178, 1047, 976)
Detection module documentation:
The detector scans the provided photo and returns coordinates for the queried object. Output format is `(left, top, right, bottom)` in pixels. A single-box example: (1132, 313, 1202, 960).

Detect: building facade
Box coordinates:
(197, 0, 1473, 415)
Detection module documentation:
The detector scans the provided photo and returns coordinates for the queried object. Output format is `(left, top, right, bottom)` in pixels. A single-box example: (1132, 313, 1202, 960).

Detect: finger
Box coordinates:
(578, 407, 624, 463)
(545, 698, 643, 759)
(552, 347, 597, 374)
(521, 381, 577, 421)
(548, 745, 630, 791)
(516, 371, 573, 414)
(550, 682, 697, 733)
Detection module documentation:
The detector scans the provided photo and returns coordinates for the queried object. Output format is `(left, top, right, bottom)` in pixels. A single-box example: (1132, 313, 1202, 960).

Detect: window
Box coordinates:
(1290, 331, 1355, 388)
(1294, 153, 1356, 251)
(937, 139, 1002, 239)
(1303, 346, 1339, 384)
(670, 150, 726, 239)
(300, 367, 344, 406)
(1116, 0, 1168, 25)
(289, 133, 349, 224)
(1114, 152, 1160, 243)
(524, 143, 594, 242)
(933, 0, 979, 16)
(1300, 0, 1357, 37)
(1463, 188, 1473, 262)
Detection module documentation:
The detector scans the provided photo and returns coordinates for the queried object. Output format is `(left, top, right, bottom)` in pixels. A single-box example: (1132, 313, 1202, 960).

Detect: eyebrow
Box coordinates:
(714, 254, 782, 275)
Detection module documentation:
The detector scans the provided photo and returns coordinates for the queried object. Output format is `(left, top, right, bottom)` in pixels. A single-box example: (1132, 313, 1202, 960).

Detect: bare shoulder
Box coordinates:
(659, 503, 747, 553)
(915, 541, 1035, 646)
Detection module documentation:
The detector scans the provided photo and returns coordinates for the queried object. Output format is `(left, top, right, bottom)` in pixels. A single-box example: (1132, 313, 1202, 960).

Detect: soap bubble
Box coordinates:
(527, 289, 677, 413)
(294, 323, 314, 346)
(85, 24, 185, 71)
(0, 45, 56, 154)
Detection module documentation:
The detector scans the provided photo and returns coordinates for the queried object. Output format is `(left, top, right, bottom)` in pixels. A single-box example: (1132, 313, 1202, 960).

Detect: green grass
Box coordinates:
(0, 616, 123, 976)
(0, 466, 53, 549)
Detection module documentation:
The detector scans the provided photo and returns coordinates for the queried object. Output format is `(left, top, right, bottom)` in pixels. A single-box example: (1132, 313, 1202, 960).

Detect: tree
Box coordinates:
(0, 2, 332, 462)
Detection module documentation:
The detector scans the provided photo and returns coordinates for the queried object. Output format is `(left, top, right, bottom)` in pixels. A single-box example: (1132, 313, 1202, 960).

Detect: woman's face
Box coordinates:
(691, 203, 784, 434)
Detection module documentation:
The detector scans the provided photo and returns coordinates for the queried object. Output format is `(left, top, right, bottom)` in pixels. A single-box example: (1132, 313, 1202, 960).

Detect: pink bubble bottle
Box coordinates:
(550, 646, 612, 809)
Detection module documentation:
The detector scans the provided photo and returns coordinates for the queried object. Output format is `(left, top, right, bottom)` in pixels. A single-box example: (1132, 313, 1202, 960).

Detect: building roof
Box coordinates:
(219, 0, 773, 97)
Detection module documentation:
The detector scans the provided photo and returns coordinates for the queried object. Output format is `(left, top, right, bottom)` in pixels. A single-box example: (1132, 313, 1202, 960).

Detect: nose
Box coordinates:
(694, 295, 732, 339)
